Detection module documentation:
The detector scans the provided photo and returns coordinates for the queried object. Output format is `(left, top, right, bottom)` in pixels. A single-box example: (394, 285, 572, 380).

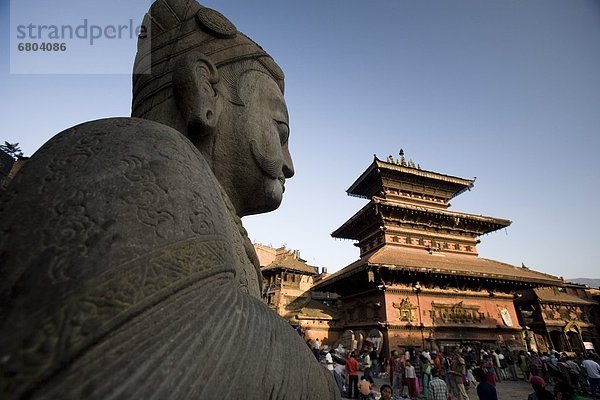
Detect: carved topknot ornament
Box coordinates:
(196, 7, 237, 38)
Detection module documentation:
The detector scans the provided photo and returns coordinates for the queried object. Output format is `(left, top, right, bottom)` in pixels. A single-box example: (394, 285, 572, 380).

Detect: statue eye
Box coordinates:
(274, 120, 289, 145)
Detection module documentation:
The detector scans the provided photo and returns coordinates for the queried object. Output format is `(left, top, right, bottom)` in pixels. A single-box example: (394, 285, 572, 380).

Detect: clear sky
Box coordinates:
(1, 0, 599, 279)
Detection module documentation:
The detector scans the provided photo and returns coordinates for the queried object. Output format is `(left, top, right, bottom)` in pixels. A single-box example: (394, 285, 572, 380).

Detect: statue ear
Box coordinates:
(172, 52, 221, 139)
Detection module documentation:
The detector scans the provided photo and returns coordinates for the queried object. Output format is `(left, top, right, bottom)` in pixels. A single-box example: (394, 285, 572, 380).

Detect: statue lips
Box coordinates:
(249, 138, 285, 189)
(279, 176, 286, 193)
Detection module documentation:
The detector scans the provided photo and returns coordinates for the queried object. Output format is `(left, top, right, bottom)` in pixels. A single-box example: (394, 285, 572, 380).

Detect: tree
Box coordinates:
(0, 142, 23, 159)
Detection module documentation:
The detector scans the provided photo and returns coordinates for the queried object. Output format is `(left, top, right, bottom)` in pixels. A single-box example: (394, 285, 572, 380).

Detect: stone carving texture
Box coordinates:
(0, 0, 338, 398)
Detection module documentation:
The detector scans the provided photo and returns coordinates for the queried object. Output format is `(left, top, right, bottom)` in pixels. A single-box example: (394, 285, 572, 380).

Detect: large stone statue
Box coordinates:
(0, 1, 339, 399)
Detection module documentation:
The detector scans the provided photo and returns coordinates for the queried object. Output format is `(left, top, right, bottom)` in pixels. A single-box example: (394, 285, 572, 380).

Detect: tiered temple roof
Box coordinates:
(318, 151, 562, 292)
(347, 156, 475, 207)
(332, 198, 511, 241)
(314, 246, 562, 292)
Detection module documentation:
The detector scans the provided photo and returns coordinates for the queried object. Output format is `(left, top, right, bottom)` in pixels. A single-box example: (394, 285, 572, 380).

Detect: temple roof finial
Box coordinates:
(399, 148, 407, 166)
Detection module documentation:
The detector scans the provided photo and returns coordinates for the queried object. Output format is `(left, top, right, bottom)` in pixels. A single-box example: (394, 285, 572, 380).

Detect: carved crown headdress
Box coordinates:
(132, 0, 284, 116)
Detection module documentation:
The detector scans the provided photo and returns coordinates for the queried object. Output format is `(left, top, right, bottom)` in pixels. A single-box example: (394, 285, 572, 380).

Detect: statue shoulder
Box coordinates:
(0, 117, 247, 398)
(31, 117, 204, 169)
(0, 115, 236, 305)
(2, 114, 237, 265)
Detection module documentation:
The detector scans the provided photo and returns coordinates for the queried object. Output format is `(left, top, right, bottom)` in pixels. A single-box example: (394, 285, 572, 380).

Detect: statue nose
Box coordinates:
(282, 149, 294, 178)
(283, 160, 294, 178)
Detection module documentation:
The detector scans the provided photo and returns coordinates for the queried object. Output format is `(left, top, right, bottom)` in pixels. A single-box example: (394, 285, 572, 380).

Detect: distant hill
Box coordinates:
(568, 278, 600, 288)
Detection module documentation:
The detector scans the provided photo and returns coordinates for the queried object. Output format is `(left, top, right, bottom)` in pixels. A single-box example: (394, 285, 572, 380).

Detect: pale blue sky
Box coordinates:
(1, 0, 599, 279)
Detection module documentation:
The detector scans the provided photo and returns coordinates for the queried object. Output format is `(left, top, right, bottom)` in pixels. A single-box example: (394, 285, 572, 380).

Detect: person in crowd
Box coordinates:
(346, 351, 360, 399)
(491, 349, 503, 382)
(529, 376, 556, 400)
(473, 368, 497, 400)
(582, 353, 600, 398)
(415, 355, 423, 395)
(423, 349, 432, 363)
(380, 353, 388, 380)
(467, 362, 476, 389)
(428, 367, 448, 400)
(433, 351, 442, 370)
(422, 357, 432, 399)
(481, 348, 489, 359)
(324, 348, 335, 373)
(565, 355, 587, 395)
(370, 347, 380, 378)
(390, 350, 398, 386)
(380, 384, 395, 400)
(530, 351, 544, 378)
(505, 351, 518, 381)
(443, 353, 454, 394)
(546, 351, 560, 382)
(392, 350, 405, 395)
(405, 359, 418, 398)
(541, 352, 552, 383)
(450, 352, 469, 400)
(497, 349, 509, 380)
(483, 355, 496, 386)
(358, 376, 372, 400)
(520, 350, 531, 381)
(546, 351, 563, 385)
(333, 358, 347, 398)
(313, 338, 321, 360)
(363, 349, 374, 383)
(467, 349, 478, 366)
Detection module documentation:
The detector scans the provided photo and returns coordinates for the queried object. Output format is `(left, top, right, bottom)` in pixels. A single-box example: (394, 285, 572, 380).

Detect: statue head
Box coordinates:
(132, 0, 294, 217)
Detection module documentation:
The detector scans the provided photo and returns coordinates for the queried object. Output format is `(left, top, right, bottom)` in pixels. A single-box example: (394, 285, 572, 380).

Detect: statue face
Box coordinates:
(214, 70, 294, 216)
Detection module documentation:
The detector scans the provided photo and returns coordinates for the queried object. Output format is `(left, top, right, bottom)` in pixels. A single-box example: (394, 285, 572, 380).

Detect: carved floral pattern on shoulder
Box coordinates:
(0, 237, 234, 398)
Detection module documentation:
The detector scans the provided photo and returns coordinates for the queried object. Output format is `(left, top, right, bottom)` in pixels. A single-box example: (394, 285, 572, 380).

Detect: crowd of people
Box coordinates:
(472, 347, 600, 400)
(306, 339, 600, 400)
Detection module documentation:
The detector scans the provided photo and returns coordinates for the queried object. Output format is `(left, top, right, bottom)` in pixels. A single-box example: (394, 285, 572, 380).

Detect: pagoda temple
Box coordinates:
(313, 152, 563, 354)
